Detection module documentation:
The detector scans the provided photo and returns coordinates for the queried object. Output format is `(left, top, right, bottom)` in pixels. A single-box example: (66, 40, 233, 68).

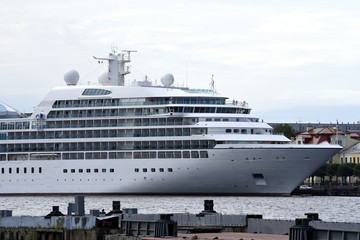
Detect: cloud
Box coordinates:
(1, 0, 360, 122)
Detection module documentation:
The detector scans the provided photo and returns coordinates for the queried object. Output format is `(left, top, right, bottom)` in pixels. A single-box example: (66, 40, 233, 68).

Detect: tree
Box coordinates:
(347, 163, 356, 184)
(337, 163, 355, 184)
(353, 164, 360, 183)
(326, 163, 340, 183)
(353, 164, 360, 178)
(273, 124, 296, 139)
(313, 164, 327, 185)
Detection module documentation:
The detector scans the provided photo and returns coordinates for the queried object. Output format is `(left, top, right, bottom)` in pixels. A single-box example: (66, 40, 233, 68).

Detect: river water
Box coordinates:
(0, 195, 358, 223)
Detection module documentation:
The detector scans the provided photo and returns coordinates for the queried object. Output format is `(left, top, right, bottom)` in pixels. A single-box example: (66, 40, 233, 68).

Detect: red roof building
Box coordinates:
(296, 127, 345, 145)
(296, 127, 360, 164)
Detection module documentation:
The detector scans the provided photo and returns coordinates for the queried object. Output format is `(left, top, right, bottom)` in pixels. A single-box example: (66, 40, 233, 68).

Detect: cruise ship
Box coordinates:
(0, 50, 341, 195)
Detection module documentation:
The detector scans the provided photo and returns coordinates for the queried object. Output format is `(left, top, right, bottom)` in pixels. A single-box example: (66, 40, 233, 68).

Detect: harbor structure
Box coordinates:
(1, 198, 360, 240)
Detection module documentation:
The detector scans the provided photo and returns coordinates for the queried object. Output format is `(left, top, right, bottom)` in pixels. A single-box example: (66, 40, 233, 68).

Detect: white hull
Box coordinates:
(0, 145, 340, 195)
(0, 50, 342, 195)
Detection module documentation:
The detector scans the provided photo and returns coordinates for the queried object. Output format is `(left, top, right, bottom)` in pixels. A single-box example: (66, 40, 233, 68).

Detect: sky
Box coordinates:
(1, 0, 360, 123)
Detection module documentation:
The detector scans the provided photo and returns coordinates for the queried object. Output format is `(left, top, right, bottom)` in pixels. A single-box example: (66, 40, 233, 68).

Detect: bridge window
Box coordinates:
(82, 89, 111, 95)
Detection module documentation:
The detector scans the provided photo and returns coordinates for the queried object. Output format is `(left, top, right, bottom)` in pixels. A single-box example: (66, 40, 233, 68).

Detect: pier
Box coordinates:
(0, 197, 359, 240)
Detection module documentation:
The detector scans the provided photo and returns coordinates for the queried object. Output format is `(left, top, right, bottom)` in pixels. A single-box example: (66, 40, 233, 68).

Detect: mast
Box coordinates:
(210, 74, 215, 94)
(93, 49, 137, 86)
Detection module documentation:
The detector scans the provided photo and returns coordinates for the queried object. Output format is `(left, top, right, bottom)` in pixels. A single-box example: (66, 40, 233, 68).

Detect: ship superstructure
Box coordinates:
(0, 50, 341, 195)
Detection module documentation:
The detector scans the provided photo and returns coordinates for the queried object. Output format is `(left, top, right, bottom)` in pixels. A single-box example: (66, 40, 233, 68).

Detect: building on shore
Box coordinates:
(339, 142, 360, 164)
(270, 123, 360, 185)
(294, 127, 360, 164)
(269, 123, 360, 164)
(269, 122, 360, 133)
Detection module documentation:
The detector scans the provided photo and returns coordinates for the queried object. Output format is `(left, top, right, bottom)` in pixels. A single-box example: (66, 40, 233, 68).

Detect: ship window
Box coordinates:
(223, 118, 229, 121)
(168, 168, 173, 172)
(225, 129, 231, 133)
(86, 169, 91, 173)
(94, 169, 99, 173)
(135, 168, 139, 172)
(82, 89, 112, 96)
(174, 151, 181, 158)
(183, 151, 190, 158)
(214, 118, 220, 122)
(16, 168, 19, 174)
(39, 167, 42, 173)
(234, 129, 239, 133)
(191, 151, 199, 158)
(158, 152, 165, 158)
(200, 151, 208, 158)
(241, 129, 247, 134)
(141, 152, 149, 159)
(31, 167, 34, 173)
(79, 169, 83, 173)
(63, 169, 68, 173)
(1, 168, 4, 174)
(206, 118, 212, 121)
(166, 152, 173, 158)
(71, 169, 75, 173)
(24, 168, 27, 174)
(8, 168, 11, 174)
(194, 107, 205, 113)
(184, 107, 193, 113)
(102, 169, 106, 173)
(151, 168, 155, 172)
(174, 107, 183, 113)
(143, 168, 147, 172)
(159, 168, 164, 172)
(110, 168, 114, 173)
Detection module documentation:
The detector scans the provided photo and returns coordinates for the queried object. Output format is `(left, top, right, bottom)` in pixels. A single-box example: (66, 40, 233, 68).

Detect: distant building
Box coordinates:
(269, 122, 360, 133)
(271, 123, 360, 184)
(295, 127, 345, 145)
(295, 127, 359, 164)
(339, 142, 360, 164)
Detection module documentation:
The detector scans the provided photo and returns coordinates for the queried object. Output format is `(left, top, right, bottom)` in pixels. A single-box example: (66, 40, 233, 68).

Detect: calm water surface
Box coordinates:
(0, 195, 358, 222)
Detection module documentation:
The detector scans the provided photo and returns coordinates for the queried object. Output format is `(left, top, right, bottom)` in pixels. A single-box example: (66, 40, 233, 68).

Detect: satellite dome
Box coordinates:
(98, 72, 110, 85)
(64, 70, 79, 86)
(161, 73, 174, 87)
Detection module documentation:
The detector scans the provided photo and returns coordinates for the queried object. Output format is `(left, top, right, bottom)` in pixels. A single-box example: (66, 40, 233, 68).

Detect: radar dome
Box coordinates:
(98, 72, 110, 85)
(64, 69, 80, 86)
(161, 73, 174, 87)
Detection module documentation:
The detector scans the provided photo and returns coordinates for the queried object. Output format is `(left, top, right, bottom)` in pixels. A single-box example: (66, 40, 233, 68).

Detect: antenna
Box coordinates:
(210, 74, 215, 93)
(122, 50, 137, 61)
(111, 43, 118, 53)
(186, 62, 188, 88)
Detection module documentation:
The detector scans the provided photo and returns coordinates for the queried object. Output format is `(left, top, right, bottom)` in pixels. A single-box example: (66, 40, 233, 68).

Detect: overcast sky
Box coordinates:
(1, 0, 360, 123)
